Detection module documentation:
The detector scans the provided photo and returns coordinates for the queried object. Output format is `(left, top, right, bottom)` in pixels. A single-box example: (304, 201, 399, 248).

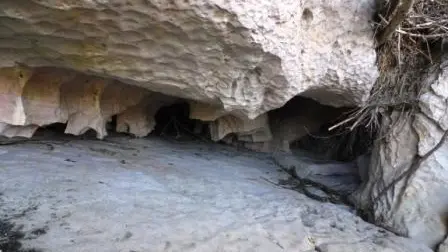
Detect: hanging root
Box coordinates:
(330, 0, 448, 134)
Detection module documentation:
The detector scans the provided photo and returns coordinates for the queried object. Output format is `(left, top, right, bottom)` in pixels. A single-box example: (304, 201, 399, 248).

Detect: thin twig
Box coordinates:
(396, 29, 448, 38)
(398, 28, 402, 67)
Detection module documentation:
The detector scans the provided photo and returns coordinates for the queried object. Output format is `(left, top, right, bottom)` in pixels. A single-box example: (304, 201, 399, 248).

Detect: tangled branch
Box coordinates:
(330, 0, 448, 133)
(376, 0, 416, 46)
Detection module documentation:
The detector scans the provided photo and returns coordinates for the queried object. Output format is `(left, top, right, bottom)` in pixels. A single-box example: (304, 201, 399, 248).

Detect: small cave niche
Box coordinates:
(267, 95, 376, 200)
(106, 115, 118, 133)
(152, 101, 209, 140)
(34, 122, 104, 139)
(33, 115, 122, 139)
(268, 95, 375, 163)
(266, 95, 352, 154)
(33, 123, 69, 138)
(36, 123, 67, 135)
(292, 120, 375, 162)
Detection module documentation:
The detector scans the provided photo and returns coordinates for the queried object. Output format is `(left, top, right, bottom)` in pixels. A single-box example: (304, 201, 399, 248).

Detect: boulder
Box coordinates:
(351, 58, 448, 248)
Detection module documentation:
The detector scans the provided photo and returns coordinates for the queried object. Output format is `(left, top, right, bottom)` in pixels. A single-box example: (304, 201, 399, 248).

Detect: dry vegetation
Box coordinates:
(331, 0, 448, 133)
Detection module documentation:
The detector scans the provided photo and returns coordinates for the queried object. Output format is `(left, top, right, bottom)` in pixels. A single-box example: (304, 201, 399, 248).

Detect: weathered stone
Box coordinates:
(22, 67, 75, 126)
(188, 101, 228, 122)
(0, 123, 38, 138)
(274, 151, 360, 196)
(62, 75, 109, 138)
(209, 113, 271, 142)
(0, 65, 34, 126)
(0, 0, 378, 120)
(0, 66, 176, 139)
(100, 81, 149, 123)
(438, 237, 448, 252)
(116, 93, 178, 137)
(351, 59, 448, 248)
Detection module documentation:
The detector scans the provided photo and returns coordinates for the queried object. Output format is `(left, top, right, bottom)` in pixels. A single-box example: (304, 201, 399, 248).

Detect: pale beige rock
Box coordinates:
(189, 101, 227, 122)
(0, 65, 34, 126)
(0, 123, 38, 138)
(209, 114, 271, 142)
(0, 0, 378, 119)
(352, 59, 448, 248)
(0, 66, 161, 139)
(100, 81, 149, 121)
(22, 67, 75, 126)
(61, 75, 109, 138)
(116, 93, 178, 137)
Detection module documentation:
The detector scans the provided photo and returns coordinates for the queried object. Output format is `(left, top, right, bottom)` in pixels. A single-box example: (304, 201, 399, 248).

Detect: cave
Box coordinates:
(152, 101, 208, 140)
(2, 0, 447, 250)
(0, 65, 373, 202)
(261, 95, 373, 201)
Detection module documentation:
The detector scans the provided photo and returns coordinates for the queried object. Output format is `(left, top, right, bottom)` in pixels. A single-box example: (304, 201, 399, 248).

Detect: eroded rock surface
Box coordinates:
(0, 65, 177, 139)
(273, 150, 361, 196)
(0, 0, 378, 119)
(351, 58, 448, 248)
(0, 134, 431, 252)
(0, 0, 379, 144)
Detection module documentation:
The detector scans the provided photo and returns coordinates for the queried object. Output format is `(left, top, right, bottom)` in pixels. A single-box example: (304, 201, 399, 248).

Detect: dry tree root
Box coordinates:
(368, 120, 448, 214)
(376, 0, 416, 46)
(329, 0, 448, 138)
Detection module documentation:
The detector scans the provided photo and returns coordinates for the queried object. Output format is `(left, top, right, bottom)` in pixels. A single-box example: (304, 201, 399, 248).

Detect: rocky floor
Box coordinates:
(0, 134, 432, 252)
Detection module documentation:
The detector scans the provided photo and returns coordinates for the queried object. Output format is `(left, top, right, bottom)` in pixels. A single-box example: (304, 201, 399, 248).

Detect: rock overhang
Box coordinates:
(0, 0, 379, 141)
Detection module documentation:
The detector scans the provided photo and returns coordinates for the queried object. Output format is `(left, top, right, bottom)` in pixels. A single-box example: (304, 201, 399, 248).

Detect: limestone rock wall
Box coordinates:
(0, 0, 378, 121)
(0, 65, 177, 138)
(351, 58, 448, 249)
(0, 0, 379, 144)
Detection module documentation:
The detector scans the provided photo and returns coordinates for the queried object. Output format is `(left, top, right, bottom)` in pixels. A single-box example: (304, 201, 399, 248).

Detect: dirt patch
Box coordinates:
(0, 220, 43, 252)
(0, 193, 44, 252)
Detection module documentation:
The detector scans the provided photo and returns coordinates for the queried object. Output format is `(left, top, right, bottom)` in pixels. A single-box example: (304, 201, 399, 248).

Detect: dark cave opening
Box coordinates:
(35, 122, 111, 139)
(267, 95, 375, 162)
(265, 95, 375, 201)
(24, 101, 211, 141)
(291, 115, 375, 162)
(152, 102, 208, 140)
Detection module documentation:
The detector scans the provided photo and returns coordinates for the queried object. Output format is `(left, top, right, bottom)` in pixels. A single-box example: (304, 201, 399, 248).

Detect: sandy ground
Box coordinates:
(0, 135, 431, 252)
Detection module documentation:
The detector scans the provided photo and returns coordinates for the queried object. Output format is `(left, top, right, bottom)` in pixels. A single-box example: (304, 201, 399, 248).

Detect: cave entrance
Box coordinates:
(34, 116, 121, 139)
(292, 119, 375, 162)
(267, 95, 374, 201)
(152, 102, 208, 141)
(34, 122, 101, 139)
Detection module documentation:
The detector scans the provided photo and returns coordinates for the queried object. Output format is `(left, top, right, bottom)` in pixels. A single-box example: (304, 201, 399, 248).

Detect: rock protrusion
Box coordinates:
(0, 66, 178, 139)
(351, 58, 448, 248)
(0, 0, 378, 119)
